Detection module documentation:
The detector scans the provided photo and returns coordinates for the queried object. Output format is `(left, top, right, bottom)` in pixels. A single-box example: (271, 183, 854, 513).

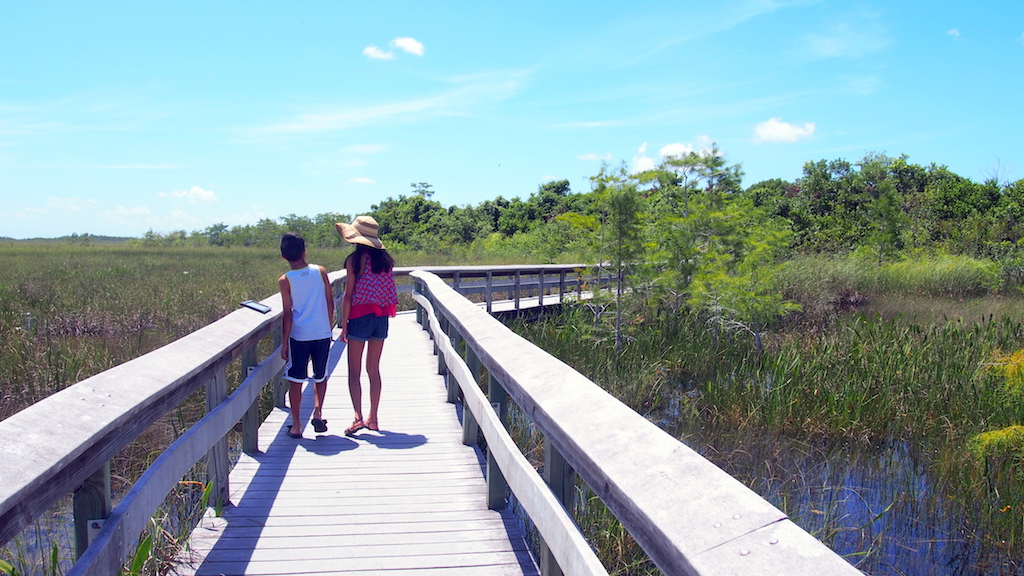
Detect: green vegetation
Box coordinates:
(511, 265, 1024, 574)
(6, 147, 1024, 574)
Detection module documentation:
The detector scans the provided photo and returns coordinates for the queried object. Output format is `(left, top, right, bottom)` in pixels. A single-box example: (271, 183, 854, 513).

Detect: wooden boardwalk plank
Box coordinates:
(176, 312, 539, 576)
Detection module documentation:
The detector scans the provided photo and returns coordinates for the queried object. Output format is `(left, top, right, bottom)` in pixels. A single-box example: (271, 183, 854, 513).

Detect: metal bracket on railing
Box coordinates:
(86, 519, 104, 546)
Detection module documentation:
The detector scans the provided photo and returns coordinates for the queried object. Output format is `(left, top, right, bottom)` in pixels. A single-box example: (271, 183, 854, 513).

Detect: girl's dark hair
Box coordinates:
(349, 244, 395, 274)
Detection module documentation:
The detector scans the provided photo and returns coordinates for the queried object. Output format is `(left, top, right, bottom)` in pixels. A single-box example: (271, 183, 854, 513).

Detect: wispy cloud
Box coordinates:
(578, 152, 613, 161)
(795, 12, 890, 61)
(19, 197, 98, 215)
(947, 28, 961, 40)
(245, 70, 530, 139)
(91, 164, 177, 169)
(347, 177, 375, 184)
(104, 205, 151, 218)
(158, 186, 218, 203)
(754, 117, 816, 143)
(303, 144, 389, 175)
(341, 144, 388, 154)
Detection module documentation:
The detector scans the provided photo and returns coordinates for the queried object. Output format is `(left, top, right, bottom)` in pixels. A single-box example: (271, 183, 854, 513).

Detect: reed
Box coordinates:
(511, 294, 1024, 574)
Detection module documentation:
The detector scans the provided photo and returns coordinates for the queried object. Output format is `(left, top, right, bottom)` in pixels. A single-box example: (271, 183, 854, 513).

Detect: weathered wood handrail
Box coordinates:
(0, 262, 857, 576)
(411, 270, 864, 576)
(0, 289, 288, 573)
(0, 263, 592, 574)
(411, 289, 608, 576)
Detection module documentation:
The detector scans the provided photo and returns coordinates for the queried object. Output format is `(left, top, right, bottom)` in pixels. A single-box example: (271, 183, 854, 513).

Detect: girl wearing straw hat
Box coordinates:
(335, 216, 398, 436)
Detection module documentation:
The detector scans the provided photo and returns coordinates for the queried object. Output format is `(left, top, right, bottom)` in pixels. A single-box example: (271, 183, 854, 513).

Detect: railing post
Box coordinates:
(448, 326, 463, 403)
(540, 438, 576, 576)
(485, 271, 493, 314)
(453, 271, 461, 294)
(462, 346, 481, 445)
(206, 365, 230, 510)
(273, 331, 287, 410)
(514, 271, 521, 312)
(73, 461, 111, 560)
(241, 345, 260, 454)
(538, 271, 545, 307)
(486, 375, 509, 510)
(559, 270, 566, 304)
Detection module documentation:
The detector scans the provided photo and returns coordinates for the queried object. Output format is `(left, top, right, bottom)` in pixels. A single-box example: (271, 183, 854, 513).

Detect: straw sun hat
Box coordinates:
(335, 215, 385, 249)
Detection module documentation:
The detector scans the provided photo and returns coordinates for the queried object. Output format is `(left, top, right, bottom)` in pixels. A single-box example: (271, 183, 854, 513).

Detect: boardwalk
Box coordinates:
(177, 311, 540, 576)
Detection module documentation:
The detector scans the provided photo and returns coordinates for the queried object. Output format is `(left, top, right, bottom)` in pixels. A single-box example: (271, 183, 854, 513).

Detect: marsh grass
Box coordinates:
(0, 243, 559, 575)
(0, 243, 348, 575)
(510, 281, 1024, 573)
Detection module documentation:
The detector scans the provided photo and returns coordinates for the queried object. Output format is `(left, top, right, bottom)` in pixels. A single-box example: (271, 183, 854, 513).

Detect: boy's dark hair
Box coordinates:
(280, 233, 306, 262)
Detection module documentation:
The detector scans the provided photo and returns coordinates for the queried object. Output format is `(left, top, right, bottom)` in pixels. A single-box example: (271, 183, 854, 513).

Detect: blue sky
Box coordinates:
(1, 1, 1022, 239)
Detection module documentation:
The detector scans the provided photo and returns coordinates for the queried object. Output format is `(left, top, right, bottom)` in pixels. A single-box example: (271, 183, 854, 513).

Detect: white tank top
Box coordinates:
(285, 265, 332, 341)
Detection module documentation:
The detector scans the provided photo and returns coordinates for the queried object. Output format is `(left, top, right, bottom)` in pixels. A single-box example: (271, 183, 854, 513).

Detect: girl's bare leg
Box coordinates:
(365, 339, 385, 427)
(347, 340, 366, 422)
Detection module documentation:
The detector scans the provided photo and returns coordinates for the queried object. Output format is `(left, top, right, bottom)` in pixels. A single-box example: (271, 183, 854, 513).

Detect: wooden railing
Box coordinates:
(0, 263, 862, 576)
(0, 264, 593, 575)
(411, 270, 864, 576)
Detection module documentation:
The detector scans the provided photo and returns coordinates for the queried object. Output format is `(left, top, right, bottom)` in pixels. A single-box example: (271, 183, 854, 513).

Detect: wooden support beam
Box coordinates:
(486, 375, 509, 510)
(540, 439, 576, 576)
(205, 366, 230, 510)
(73, 462, 110, 560)
(241, 345, 260, 454)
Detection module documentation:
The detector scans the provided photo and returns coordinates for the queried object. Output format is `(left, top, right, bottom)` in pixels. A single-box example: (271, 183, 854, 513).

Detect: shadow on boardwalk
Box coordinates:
(176, 312, 539, 576)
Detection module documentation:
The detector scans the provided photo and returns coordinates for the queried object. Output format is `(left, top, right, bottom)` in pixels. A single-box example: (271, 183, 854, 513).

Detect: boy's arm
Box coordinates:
(278, 275, 292, 360)
(319, 266, 335, 334)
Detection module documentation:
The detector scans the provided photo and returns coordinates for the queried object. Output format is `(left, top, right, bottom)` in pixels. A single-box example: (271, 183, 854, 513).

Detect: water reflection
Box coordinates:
(653, 394, 1021, 576)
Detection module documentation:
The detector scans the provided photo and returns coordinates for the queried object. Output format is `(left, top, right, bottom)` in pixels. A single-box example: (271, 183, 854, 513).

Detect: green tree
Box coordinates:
(594, 165, 643, 353)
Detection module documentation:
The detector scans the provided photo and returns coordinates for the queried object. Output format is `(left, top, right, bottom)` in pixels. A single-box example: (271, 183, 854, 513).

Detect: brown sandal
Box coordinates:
(344, 420, 365, 436)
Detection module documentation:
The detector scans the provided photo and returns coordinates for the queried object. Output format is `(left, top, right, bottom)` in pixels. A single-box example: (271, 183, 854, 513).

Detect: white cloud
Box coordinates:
(578, 152, 613, 161)
(631, 136, 721, 173)
(347, 177, 375, 184)
(659, 143, 693, 158)
(391, 37, 424, 56)
(947, 28, 961, 40)
(104, 206, 151, 218)
(632, 155, 657, 174)
(22, 197, 98, 215)
(363, 45, 395, 60)
(754, 118, 816, 143)
(158, 186, 218, 203)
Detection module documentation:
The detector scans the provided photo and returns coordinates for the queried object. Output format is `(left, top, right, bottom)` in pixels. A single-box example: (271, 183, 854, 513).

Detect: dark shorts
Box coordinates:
(285, 337, 331, 383)
(347, 314, 389, 342)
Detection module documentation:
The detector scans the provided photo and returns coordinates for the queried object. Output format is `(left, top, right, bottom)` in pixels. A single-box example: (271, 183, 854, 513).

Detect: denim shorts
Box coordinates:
(347, 314, 389, 341)
(285, 337, 331, 383)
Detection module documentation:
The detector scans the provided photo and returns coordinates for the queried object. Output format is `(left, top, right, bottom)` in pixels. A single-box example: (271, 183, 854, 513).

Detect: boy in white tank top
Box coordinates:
(279, 232, 335, 438)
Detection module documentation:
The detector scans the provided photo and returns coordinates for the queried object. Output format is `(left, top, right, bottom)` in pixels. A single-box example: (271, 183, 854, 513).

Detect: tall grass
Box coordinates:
(509, 254, 1024, 575)
(0, 243, 561, 575)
